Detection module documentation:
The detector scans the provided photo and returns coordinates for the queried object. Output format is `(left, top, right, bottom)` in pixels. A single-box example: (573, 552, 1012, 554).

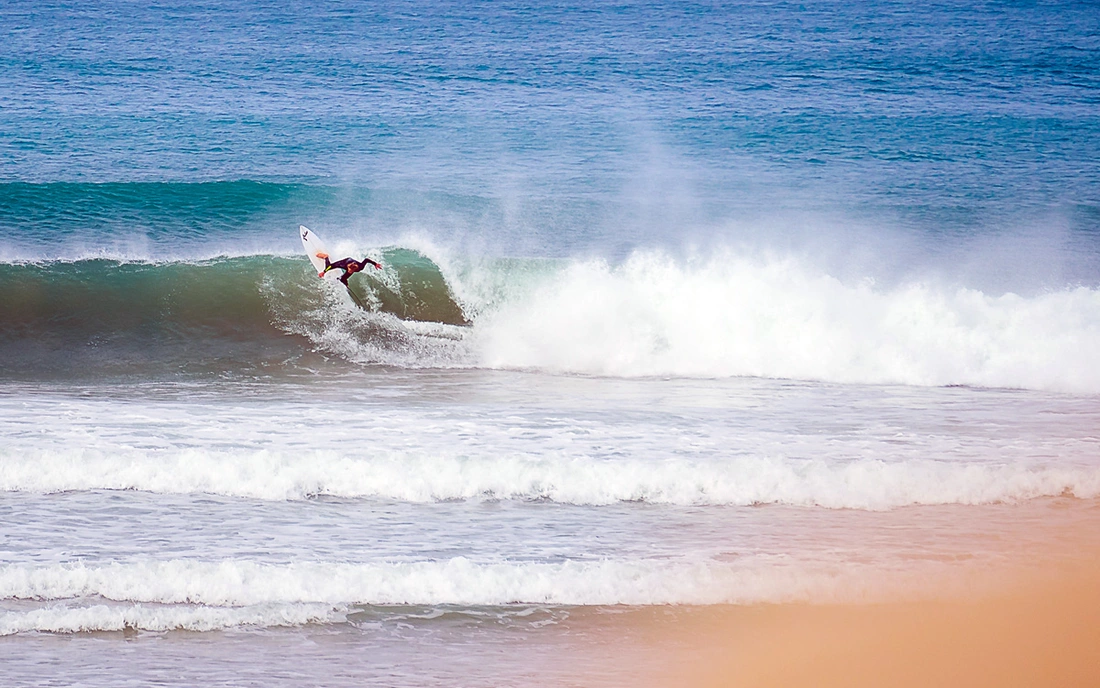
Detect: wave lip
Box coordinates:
(3, 449, 1098, 509)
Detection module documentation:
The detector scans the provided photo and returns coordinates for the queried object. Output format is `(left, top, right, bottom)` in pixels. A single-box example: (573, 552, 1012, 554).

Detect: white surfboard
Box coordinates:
(300, 225, 338, 280)
(300, 225, 368, 309)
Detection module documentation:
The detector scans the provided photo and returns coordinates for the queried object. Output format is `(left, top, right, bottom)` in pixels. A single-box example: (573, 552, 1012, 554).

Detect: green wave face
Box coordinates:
(0, 248, 470, 379)
(350, 248, 469, 327)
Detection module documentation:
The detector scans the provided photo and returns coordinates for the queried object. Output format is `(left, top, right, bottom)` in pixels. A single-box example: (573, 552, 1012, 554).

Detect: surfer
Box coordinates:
(315, 252, 381, 286)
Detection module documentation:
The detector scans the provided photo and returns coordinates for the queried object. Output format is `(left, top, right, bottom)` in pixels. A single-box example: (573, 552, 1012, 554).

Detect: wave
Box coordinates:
(0, 556, 919, 634)
(470, 252, 1100, 391)
(2, 448, 1097, 509)
(3, 248, 1100, 390)
(0, 600, 573, 635)
(0, 602, 338, 636)
(0, 250, 468, 377)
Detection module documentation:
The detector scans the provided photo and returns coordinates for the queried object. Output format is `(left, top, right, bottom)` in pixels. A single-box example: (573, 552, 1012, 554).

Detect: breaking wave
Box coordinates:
(470, 252, 1100, 392)
(2, 247, 1099, 391)
(0, 556, 931, 634)
(2, 448, 1098, 509)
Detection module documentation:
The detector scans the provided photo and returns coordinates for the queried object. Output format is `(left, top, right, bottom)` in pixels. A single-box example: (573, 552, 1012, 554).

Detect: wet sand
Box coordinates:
(645, 560, 1100, 688)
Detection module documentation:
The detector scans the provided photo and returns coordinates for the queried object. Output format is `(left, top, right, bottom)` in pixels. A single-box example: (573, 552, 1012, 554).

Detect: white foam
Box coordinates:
(466, 250, 1100, 392)
(2, 447, 1097, 509)
(0, 557, 889, 616)
(0, 602, 339, 635)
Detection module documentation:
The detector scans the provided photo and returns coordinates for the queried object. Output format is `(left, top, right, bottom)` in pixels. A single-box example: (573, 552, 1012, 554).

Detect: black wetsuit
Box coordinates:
(324, 257, 381, 285)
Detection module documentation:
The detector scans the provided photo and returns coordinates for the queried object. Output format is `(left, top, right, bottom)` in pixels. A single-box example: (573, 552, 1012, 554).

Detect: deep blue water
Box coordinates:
(2, 0, 1098, 253)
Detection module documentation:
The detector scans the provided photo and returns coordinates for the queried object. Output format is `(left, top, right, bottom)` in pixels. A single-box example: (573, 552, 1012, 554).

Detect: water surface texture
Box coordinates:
(2, 1, 1099, 685)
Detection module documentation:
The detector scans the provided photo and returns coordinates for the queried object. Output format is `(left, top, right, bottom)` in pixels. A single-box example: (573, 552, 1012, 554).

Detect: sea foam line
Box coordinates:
(467, 252, 1100, 392)
(0, 557, 875, 612)
(0, 602, 339, 636)
(1, 448, 1097, 509)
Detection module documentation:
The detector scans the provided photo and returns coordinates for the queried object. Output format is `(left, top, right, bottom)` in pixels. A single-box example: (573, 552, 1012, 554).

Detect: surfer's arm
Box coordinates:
(363, 258, 382, 269)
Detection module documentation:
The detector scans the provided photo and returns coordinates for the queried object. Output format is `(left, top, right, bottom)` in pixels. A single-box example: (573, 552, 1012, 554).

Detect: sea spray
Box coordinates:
(470, 251, 1100, 391)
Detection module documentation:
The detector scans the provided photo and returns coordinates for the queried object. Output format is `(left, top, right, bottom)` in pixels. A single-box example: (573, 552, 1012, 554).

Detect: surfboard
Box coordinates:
(300, 224, 368, 309)
(300, 225, 335, 279)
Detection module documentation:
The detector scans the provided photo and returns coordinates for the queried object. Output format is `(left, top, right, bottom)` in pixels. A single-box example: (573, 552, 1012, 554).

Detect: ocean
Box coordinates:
(2, 1, 1099, 685)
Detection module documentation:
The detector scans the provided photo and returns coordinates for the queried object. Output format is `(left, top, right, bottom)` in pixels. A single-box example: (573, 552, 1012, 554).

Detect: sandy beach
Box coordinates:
(643, 555, 1100, 687)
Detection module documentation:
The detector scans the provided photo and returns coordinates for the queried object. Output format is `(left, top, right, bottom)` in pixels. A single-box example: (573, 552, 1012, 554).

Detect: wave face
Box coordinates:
(0, 250, 467, 378)
(3, 248, 1100, 390)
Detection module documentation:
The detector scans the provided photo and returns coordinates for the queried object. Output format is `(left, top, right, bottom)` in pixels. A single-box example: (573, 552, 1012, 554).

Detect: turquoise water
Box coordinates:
(2, 2, 1099, 685)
